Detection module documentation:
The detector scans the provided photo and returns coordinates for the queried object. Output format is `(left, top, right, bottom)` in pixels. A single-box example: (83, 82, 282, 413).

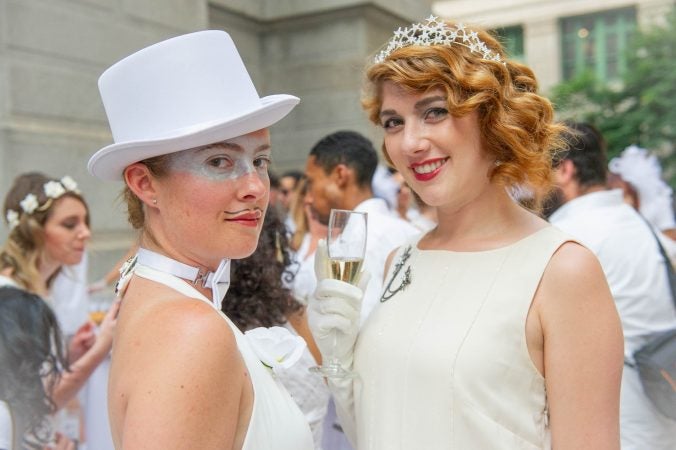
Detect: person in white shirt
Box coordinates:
(304, 130, 420, 324)
(549, 122, 676, 450)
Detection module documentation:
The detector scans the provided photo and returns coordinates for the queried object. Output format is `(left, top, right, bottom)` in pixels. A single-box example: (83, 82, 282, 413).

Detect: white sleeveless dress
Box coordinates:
(132, 264, 314, 450)
(350, 226, 572, 449)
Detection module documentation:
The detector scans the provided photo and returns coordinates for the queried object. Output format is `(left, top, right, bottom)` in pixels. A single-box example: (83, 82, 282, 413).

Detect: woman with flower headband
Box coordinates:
(1, 172, 117, 445)
(308, 16, 623, 449)
(88, 30, 313, 449)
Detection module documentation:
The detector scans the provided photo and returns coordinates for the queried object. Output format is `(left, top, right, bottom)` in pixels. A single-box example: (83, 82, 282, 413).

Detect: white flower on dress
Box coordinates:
(245, 326, 307, 374)
(20, 194, 39, 214)
(60, 176, 78, 192)
(44, 181, 66, 199)
(6, 209, 19, 230)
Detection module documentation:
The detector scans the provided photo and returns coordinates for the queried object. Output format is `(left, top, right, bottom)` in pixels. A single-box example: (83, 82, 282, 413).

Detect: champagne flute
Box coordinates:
(310, 209, 367, 378)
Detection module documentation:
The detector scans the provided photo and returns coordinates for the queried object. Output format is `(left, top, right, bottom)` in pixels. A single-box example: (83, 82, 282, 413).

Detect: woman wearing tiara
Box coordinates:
(88, 31, 313, 449)
(308, 16, 623, 449)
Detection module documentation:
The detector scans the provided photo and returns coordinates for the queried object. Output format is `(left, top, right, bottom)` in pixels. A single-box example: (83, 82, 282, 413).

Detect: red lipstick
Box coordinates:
(410, 158, 448, 182)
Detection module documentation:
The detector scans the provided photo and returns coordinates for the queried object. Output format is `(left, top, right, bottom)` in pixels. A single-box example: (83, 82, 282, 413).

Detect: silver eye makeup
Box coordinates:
(168, 144, 272, 181)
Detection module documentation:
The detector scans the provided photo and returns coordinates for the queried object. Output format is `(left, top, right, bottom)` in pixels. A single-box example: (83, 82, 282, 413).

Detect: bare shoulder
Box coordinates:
(112, 293, 247, 447)
(533, 242, 623, 448)
(131, 295, 240, 368)
(111, 286, 244, 399)
(535, 240, 620, 328)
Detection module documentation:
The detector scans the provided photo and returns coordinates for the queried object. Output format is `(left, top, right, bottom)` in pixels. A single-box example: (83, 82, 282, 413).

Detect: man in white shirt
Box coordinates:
(304, 130, 420, 324)
(548, 122, 676, 450)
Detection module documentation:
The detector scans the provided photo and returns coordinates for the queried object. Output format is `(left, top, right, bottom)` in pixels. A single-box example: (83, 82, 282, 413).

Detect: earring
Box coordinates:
(152, 198, 157, 205)
(494, 160, 502, 167)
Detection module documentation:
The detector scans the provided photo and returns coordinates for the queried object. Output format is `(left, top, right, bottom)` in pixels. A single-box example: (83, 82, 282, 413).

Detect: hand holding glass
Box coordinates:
(310, 209, 367, 378)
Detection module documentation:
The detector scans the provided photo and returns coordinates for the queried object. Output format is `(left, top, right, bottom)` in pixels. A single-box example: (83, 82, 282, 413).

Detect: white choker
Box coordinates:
(136, 248, 231, 310)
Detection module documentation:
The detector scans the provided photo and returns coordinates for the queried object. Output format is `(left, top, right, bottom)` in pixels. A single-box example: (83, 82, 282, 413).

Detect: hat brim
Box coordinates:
(88, 94, 299, 181)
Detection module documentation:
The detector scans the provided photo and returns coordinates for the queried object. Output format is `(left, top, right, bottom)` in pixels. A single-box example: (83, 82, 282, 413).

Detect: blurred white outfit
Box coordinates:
(289, 234, 319, 306)
(51, 254, 114, 450)
(550, 189, 676, 449)
(50, 255, 89, 336)
(278, 323, 330, 449)
(609, 145, 676, 232)
(0, 401, 11, 450)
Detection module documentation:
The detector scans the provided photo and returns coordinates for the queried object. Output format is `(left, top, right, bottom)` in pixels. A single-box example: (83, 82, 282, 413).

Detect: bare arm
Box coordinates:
(51, 301, 119, 409)
(119, 301, 246, 449)
(536, 242, 623, 449)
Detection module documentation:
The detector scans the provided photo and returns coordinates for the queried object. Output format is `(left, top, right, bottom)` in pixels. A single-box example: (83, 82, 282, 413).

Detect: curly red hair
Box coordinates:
(362, 22, 566, 209)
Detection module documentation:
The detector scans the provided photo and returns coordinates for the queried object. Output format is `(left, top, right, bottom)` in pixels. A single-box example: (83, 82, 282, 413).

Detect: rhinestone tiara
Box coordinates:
(374, 15, 503, 64)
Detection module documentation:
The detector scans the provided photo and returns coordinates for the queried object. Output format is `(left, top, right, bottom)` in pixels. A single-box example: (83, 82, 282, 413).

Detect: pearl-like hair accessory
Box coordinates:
(5, 176, 80, 230)
(374, 15, 503, 64)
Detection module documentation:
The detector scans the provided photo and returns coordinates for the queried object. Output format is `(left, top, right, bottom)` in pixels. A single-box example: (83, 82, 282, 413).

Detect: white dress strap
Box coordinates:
(134, 264, 213, 304)
(128, 263, 314, 450)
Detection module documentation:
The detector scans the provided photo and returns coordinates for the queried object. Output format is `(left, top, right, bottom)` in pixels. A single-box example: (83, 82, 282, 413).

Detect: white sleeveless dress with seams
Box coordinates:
(132, 264, 314, 450)
(349, 226, 574, 450)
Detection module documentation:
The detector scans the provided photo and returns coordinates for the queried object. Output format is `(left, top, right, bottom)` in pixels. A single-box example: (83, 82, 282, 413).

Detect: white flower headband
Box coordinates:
(5, 176, 80, 230)
(374, 15, 503, 64)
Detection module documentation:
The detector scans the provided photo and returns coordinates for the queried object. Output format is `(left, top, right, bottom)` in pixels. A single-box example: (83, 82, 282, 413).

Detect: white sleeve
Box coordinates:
(0, 401, 13, 450)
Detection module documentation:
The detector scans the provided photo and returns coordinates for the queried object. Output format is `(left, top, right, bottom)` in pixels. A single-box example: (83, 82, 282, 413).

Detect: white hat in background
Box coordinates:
(88, 30, 299, 181)
(609, 145, 675, 231)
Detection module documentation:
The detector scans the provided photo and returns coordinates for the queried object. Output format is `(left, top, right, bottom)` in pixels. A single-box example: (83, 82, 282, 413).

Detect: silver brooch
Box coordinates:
(380, 245, 412, 302)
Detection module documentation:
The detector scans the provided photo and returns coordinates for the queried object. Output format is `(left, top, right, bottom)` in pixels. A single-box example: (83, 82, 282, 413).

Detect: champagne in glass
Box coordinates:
(310, 209, 367, 379)
(329, 258, 363, 285)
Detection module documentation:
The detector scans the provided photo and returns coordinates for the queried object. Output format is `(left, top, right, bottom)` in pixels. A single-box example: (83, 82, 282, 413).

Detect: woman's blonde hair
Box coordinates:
(1, 172, 89, 293)
(363, 22, 566, 209)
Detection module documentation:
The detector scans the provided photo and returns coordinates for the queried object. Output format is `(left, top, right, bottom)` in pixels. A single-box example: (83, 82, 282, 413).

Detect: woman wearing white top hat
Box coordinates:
(88, 31, 313, 449)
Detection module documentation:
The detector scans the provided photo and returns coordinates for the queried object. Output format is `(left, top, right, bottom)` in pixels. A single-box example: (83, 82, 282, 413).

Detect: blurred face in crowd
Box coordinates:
(43, 196, 90, 267)
(279, 175, 298, 210)
(304, 156, 341, 225)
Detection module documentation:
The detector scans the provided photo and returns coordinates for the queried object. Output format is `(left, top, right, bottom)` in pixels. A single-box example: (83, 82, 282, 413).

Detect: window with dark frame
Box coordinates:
(560, 7, 637, 81)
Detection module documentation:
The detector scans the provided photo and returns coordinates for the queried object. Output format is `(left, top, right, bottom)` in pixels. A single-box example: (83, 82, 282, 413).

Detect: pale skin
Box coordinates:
(108, 129, 271, 449)
(0, 195, 117, 409)
(379, 82, 623, 449)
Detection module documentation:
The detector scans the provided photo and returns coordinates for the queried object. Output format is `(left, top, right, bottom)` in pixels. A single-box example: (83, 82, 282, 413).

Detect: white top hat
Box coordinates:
(88, 30, 299, 181)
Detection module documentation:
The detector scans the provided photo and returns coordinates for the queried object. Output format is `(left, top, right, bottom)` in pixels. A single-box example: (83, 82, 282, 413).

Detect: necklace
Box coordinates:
(120, 248, 231, 310)
(380, 245, 413, 302)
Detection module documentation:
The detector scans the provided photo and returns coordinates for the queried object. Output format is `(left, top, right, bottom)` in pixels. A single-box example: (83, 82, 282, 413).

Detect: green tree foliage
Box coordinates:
(551, 11, 676, 184)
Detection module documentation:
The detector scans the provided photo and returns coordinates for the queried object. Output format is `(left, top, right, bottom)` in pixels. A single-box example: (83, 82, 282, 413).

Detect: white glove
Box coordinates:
(308, 239, 370, 365)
